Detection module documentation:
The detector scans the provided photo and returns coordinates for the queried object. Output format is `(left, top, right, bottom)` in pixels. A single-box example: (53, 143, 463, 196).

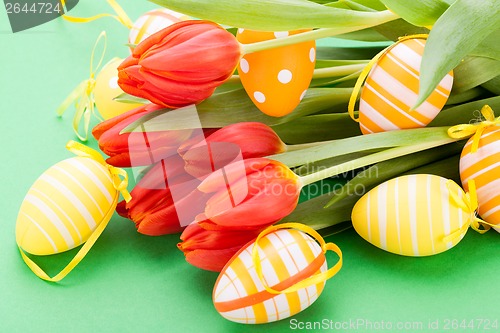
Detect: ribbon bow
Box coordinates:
(56, 32, 110, 141)
(447, 105, 500, 153)
(444, 179, 496, 243)
(66, 140, 132, 202)
(252, 222, 342, 295)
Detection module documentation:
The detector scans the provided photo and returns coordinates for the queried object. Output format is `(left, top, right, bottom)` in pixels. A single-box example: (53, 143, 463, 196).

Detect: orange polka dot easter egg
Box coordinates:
(128, 8, 190, 47)
(213, 224, 342, 324)
(460, 125, 500, 233)
(358, 36, 454, 134)
(237, 29, 316, 117)
(94, 58, 144, 120)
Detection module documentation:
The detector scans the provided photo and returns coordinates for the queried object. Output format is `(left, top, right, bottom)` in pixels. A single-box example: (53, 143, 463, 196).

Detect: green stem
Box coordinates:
(299, 138, 456, 186)
(240, 10, 398, 54)
(285, 141, 328, 152)
(230, 63, 367, 82)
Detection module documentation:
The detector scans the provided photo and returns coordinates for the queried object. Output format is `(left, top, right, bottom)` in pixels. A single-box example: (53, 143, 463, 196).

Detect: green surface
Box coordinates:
(1, 2, 499, 332)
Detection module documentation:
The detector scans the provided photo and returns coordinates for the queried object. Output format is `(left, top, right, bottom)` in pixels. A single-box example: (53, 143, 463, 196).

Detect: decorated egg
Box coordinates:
(213, 224, 342, 324)
(460, 126, 500, 233)
(352, 174, 473, 256)
(129, 8, 190, 46)
(237, 29, 316, 117)
(16, 142, 127, 256)
(94, 58, 144, 120)
(358, 37, 453, 134)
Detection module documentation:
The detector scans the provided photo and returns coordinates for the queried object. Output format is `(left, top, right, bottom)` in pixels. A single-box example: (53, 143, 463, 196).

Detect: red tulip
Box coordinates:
(118, 20, 241, 108)
(117, 155, 211, 235)
(92, 103, 197, 167)
(178, 220, 265, 272)
(180, 122, 286, 179)
(198, 158, 301, 228)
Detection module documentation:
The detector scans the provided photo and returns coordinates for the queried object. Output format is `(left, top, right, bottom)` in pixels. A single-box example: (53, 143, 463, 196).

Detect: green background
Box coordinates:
(1, 1, 499, 332)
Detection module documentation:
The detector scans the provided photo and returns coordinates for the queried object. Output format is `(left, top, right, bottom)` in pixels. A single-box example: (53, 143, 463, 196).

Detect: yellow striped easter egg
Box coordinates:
(460, 126, 500, 233)
(213, 228, 328, 324)
(16, 156, 117, 256)
(352, 175, 471, 256)
(94, 58, 144, 120)
(128, 9, 189, 46)
(236, 29, 316, 117)
(359, 37, 454, 134)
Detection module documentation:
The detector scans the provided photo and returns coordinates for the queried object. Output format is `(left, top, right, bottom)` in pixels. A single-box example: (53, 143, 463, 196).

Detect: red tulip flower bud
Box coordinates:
(198, 158, 302, 228)
(118, 20, 241, 108)
(178, 220, 265, 272)
(181, 122, 287, 179)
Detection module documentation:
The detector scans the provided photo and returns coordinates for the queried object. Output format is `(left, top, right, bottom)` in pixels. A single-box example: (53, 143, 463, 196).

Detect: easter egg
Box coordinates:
(129, 8, 190, 46)
(460, 126, 500, 233)
(16, 156, 117, 256)
(352, 174, 472, 256)
(94, 58, 144, 120)
(213, 228, 328, 324)
(237, 29, 316, 117)
(359, 37, 454, 134)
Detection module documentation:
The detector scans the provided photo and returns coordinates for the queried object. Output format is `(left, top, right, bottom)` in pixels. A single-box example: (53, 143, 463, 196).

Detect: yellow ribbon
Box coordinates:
(252, 222, 342, 295)
(443, 179, 496, 243)
(66, 140, 132, 202)
(60, 0, 133, 29)
(348, 34, 429, 122)
(56, 31, 110, 141)
(447, 105, 500, 153)
(18, 141, 132, 282)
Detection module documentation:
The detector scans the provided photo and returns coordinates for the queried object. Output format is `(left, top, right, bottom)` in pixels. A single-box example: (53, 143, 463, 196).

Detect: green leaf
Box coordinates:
(379, 0, 450, 27)
(470, 29, 500, 60)
(372, 18, 429, 41)
(324, 142, 464, 208)
(416, 0, 500, 108)
(284, 185, 357, 230)
(452, 56, 500, 93)
(271, 126, 454, 167)
(334, 28, 390, 42)
(401, 155, 461, 183)
(121, 88, 352, 132)
(446, 87, 486, 106)
(151, 0, 399, 30)
(430, 96, 500, 127)
(317, 45, 385, 60)
(273, 113, 361, 143)
(482, 76, 500, 95)
(113, 93, 149, 104)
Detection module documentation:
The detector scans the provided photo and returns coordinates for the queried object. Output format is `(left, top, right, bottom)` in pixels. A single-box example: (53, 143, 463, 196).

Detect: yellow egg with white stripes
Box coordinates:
(213, 229, 328, 324)
(460, 126, 500, 233)
(352, 175, 473, 256)
(16, 157, 117, 256)
(358, 37, 453, 134)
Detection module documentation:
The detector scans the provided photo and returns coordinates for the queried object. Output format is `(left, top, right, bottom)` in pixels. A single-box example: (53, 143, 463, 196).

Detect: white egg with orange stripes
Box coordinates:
(358, 37, 453, 134)
(16, 156, 117, 256)
(351, 174, 473, 256)
(460, 126, 500, 233)
(213, 228, 328, 324)
(129, 8, 189, 47)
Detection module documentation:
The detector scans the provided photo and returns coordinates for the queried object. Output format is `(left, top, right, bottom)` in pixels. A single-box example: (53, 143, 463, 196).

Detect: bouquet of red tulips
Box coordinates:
(46, 0, 500, 324)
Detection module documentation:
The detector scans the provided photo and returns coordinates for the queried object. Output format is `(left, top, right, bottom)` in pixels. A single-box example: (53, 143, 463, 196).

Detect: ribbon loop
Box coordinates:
(348, 34, 429, 121)
(61, 0, 133, 29)
(448, 105, 500, 153)
(56, 31, 108, 141)
(252, 222, 342, 295)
